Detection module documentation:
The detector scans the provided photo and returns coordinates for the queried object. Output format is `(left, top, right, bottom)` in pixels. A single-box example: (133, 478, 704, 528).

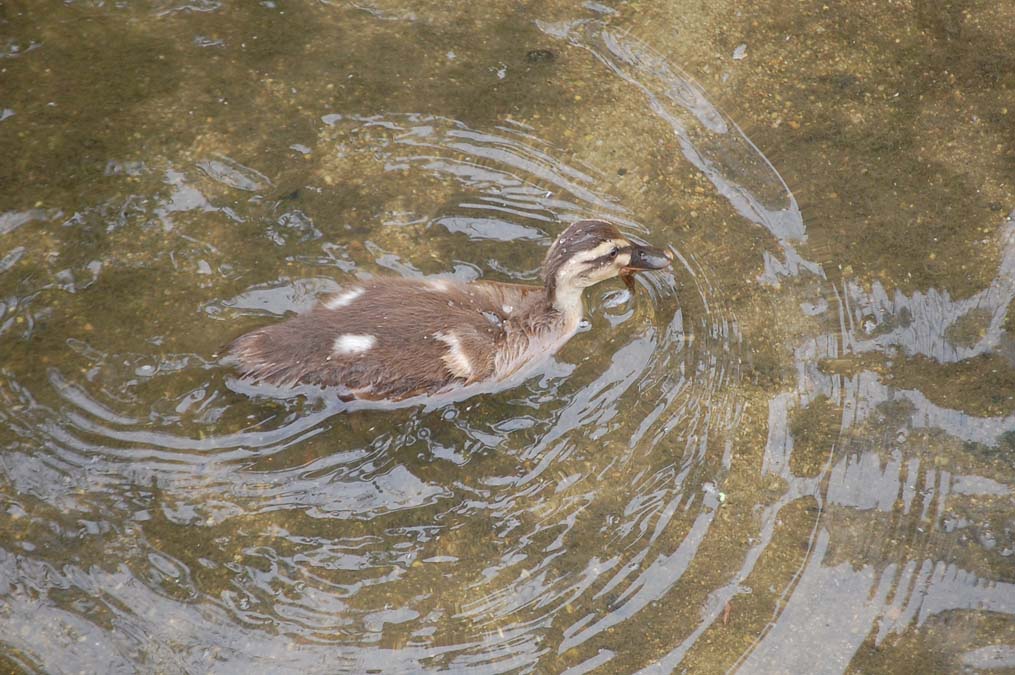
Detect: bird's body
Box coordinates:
(229, 276, 581, 401)
(228, 220, 671, 401)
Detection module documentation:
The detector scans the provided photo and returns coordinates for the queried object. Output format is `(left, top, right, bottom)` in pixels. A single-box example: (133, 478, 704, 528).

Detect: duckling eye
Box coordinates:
(609, 247, 619, 258)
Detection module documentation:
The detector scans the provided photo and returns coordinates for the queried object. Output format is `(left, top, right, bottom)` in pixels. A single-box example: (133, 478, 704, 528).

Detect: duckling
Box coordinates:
(228, 219, 672, 401)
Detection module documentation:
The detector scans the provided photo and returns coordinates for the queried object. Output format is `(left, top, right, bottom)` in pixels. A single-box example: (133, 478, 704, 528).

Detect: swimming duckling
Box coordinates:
(228, 219, 672, 401)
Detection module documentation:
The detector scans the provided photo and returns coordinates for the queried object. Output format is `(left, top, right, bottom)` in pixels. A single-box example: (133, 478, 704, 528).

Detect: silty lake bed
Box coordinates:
(1, 0, 1014, 673)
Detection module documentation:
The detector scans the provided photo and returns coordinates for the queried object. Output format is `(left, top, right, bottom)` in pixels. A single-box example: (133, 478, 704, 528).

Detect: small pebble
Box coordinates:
(526, 49, 556, 63)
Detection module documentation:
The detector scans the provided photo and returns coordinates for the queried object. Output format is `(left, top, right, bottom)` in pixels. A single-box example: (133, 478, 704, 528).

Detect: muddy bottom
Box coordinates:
(1, 0, 1013, 672)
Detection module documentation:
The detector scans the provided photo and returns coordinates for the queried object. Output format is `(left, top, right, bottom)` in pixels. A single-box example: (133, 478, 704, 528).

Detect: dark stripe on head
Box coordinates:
(542, 220, 624, 300)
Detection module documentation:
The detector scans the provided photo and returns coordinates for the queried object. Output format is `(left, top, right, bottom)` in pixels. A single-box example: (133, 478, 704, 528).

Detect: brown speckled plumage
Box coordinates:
(228, 220, 672, 401)
(230, 278, 558, 399)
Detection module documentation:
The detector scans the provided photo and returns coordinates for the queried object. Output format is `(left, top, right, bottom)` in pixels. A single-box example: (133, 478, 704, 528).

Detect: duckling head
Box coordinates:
(542, 219, 672, 311)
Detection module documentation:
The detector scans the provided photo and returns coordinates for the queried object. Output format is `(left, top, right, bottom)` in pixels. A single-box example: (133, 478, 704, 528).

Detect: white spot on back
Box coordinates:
(333, 334, 376, 355)
(427, 279, 451, 293)
(502, 304, 513, 314)
(325, 287, 364, 310)
(436, 332, 473, 379)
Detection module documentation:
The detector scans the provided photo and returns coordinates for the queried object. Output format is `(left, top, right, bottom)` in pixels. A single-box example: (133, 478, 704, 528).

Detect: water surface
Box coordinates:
(2, 1, 1014, 673)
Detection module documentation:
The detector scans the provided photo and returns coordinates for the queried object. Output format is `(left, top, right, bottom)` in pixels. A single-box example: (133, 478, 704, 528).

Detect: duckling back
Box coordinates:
(228, 278, 540, 401)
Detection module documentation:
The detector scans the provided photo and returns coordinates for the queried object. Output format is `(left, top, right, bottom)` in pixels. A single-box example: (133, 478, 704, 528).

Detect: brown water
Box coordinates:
(2, 1, 1014, 673)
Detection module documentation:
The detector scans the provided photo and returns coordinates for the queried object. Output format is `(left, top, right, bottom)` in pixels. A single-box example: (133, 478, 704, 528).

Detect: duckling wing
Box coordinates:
(227, 278, 517, 400)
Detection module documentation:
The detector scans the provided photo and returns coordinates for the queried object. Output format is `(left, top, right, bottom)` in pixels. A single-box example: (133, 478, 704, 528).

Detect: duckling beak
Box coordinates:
(627, 244, 673, 271)
(621, 243, 673, 292)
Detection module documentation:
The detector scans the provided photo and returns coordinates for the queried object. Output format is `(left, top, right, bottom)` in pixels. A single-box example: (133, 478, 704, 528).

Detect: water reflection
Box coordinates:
(1, 0, 1013, 673)
(537, 19, 821, 285)
(841, 213, 1015, 364)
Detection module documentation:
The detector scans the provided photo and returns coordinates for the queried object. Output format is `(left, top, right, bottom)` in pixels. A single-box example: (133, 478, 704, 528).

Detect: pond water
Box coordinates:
(2, 1, 1014, 673)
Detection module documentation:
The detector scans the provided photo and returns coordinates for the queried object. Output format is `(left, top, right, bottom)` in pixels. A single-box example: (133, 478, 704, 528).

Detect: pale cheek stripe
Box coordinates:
(333, 334, 376, 354)
(564, 239, 631, 266)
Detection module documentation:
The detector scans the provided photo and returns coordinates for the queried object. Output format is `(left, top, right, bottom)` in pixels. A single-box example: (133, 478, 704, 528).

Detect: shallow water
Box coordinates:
(2, 1, 1014, 673)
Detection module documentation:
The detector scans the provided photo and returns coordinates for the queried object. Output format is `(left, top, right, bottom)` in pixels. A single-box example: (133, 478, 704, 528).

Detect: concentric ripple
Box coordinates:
(0, 98, 747, 671)
(2, 4, 1013, 674)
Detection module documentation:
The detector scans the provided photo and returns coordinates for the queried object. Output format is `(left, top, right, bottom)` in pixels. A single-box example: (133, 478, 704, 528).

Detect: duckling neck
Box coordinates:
(547, 285, 585, 327)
